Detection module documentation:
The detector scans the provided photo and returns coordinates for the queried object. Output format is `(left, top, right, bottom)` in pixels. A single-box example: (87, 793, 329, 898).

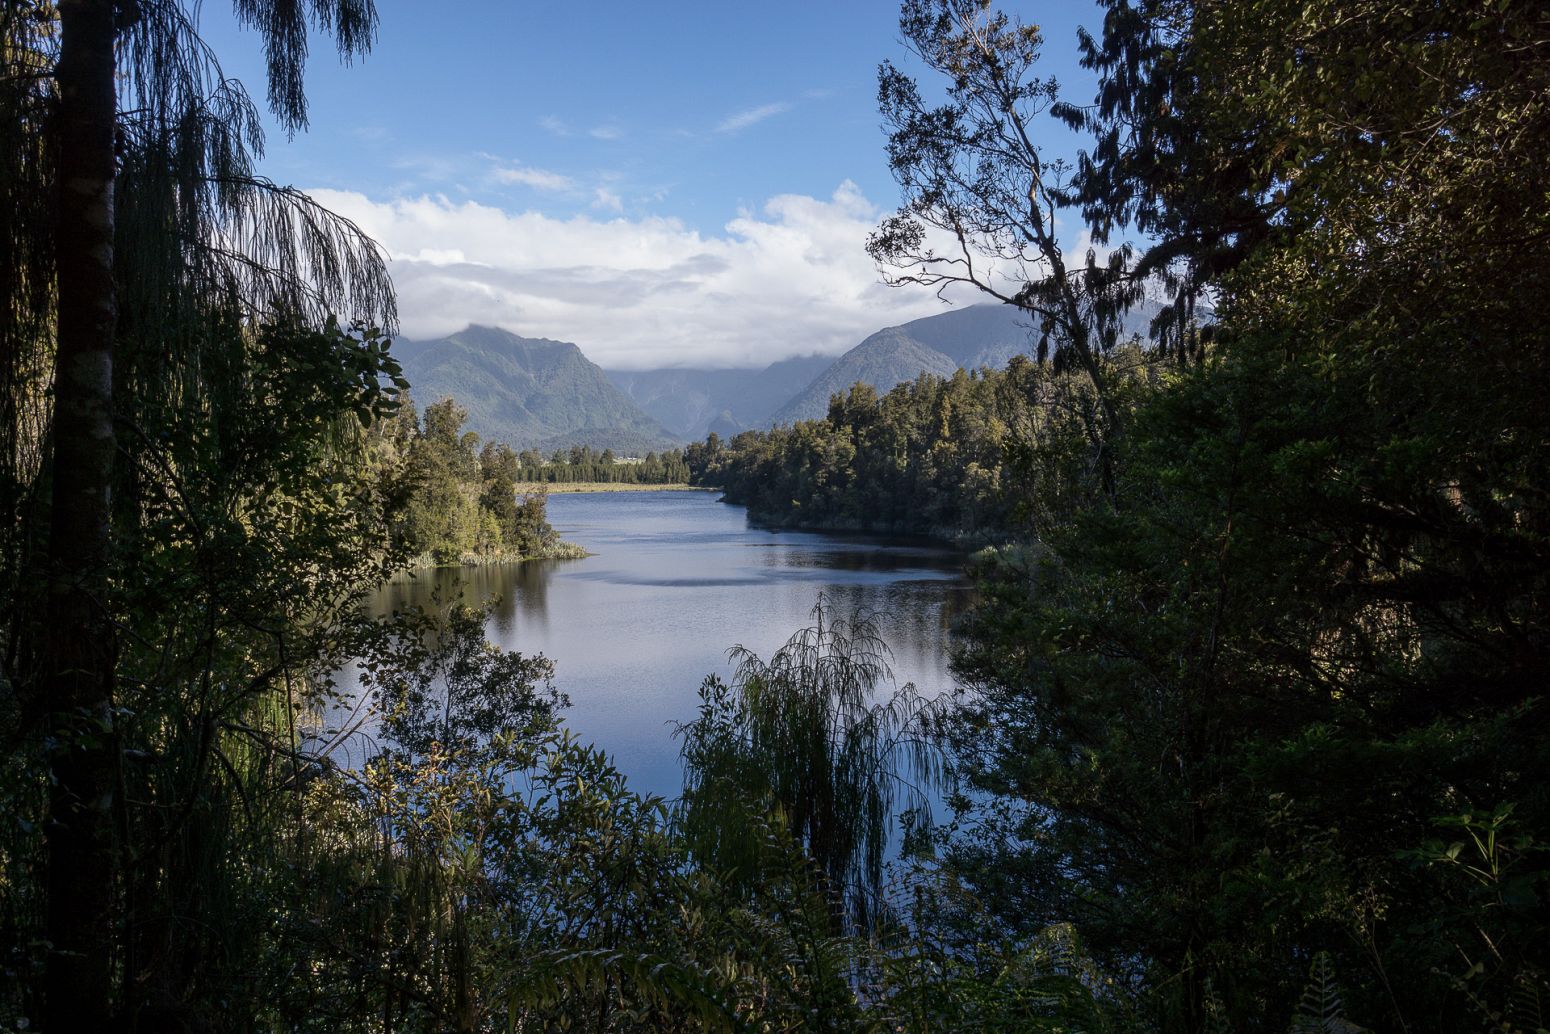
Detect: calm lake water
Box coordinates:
(360, 490, 972, 800)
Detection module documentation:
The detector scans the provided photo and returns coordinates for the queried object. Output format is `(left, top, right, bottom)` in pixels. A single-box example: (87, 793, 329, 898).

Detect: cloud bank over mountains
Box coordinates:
(310, 182, 970, 369)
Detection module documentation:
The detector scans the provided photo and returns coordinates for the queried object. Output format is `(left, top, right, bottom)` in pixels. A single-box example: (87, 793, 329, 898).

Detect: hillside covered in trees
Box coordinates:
(687, 353, 1153, 540)
(376, 396, 583, 565)
(2, 0, 1546, 1032)
(394, 326, 681, 455)
(606, 354, 834, 440)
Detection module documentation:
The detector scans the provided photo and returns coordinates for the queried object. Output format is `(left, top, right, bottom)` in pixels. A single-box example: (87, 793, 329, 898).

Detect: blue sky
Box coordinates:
(198, 1, 1106, 367)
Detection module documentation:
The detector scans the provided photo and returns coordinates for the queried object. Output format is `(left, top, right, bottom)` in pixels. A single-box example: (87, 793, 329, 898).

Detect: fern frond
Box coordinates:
(1289, 952, 1368, 1034)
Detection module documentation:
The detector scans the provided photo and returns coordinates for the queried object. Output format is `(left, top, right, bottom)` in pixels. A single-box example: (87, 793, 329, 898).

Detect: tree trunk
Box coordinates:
(43, 0, 118, 1028)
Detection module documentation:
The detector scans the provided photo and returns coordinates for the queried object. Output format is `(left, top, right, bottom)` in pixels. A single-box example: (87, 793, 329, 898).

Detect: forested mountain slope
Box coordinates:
(396, 325, 680, 454)
(769, 301, 1166, 424)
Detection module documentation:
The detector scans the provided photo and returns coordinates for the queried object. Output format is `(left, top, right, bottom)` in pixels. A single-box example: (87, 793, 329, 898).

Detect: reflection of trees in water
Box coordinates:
(810, 581, 974, 696)
(499, 560, 563, 638)
(366, 560, 571, 643)
(762, 542, 962, 576)
(329, 561, 573, 767)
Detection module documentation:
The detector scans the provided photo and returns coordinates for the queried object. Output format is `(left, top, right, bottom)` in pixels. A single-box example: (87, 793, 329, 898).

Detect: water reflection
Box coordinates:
(361, 491, 971, 799)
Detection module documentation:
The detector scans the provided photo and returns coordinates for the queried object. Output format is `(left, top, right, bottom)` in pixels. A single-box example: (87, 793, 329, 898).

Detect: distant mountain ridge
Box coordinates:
(770, 301, 1171, 425)
(394, 325, 680, 454)
(769, 329, 960, 425)
(605, 354, 832, 440)
(397, 302, 1189, 452)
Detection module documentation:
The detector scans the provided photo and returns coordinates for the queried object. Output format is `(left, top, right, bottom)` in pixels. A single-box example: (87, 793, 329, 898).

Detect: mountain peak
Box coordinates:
(395, 328, 678, 453)
(448, 324, 579, 351)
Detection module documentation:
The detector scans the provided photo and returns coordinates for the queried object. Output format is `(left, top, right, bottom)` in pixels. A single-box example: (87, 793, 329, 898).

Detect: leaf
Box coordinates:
(1289, 953, 1369, 1034)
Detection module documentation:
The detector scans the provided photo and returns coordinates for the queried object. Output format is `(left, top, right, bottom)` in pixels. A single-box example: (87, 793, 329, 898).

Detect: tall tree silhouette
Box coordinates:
(868, 0, 1142, 459)
(42, 3, 119, 1025)
(20, 1, 391, 1026)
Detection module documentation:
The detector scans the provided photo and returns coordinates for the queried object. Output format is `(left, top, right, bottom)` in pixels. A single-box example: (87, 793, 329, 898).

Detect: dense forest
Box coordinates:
(515, 445, 691, 486)
(3, 1, 1547, 1033)
(685, 353, 1155, 540)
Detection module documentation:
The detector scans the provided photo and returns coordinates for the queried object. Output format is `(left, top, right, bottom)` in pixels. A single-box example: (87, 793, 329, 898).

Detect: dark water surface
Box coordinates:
(364, 490, 972, 799)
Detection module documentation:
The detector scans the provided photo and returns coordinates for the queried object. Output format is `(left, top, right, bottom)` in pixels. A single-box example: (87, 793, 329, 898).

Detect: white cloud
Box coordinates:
(404, 247, 468, 265)
(591, 187, 624, 213)
(312, 182, 986, 369)
(538, 116, 622, 141)
(490, 162, 574, 192)
(715, 102, 791, 134)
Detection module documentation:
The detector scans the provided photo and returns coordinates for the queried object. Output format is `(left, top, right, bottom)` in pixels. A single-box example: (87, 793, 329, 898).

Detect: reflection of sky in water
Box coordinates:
(351, 491, 973, 801)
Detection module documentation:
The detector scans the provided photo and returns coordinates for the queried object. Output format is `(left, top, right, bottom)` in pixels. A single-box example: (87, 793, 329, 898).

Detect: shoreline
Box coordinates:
(737, 508, 1002, 551)
(516, 482, 717, 494)
(403, 541, 592, 570)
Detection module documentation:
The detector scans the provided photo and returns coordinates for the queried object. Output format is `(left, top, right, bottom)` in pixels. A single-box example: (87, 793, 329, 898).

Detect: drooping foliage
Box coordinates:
(677, 599, 948, 933)
(0, 0, 401, 1026)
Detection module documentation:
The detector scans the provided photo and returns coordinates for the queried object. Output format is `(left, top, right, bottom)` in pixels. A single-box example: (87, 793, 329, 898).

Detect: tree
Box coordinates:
(941, 0, 1550, 1027)
(868, 0, 1142, 447)
(480, 440, 519, 484)
(1052, 2, 1260, 355)
(6, 1, 391, 1025)
(404, 405, 477, 562)
(677, 598, 947, 932)
(480, 445, 520, 548)
(39, 4, 120, 1023)
(508, 487, 559, 557)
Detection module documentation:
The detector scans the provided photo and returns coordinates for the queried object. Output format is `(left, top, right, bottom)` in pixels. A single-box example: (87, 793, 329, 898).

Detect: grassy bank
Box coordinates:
(518, 482, 716, 494)
(404, 540, 592, 569)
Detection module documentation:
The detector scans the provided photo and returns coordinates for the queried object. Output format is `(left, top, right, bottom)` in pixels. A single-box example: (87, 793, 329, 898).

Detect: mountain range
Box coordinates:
(605, 354, 833, 440)
(771, 301, 1164, 423)
(396, 302, 1179, 453)
(394, 326, 680, 455)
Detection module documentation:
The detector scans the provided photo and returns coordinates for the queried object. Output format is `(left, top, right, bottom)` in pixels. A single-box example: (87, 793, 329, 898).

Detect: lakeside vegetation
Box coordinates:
(386, 398, 695, 563)
(1, 1, 1545, 1033)
(514, 443, 692, 486)
(381, 397, 585, 566)
(519, 481, 705, 494)
(685, 354, 1152, 542)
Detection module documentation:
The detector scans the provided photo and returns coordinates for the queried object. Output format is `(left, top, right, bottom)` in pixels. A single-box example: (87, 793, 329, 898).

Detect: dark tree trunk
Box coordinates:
(43, 0, 118, 1028)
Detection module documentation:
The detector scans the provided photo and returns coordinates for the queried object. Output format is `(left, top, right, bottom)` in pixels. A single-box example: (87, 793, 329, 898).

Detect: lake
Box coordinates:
(361, 490, 972, 800)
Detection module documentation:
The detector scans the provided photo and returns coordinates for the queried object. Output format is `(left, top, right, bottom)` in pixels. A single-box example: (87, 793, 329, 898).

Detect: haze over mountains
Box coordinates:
(397, 302, 1175, 452)
(605, 355, 833, 440)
